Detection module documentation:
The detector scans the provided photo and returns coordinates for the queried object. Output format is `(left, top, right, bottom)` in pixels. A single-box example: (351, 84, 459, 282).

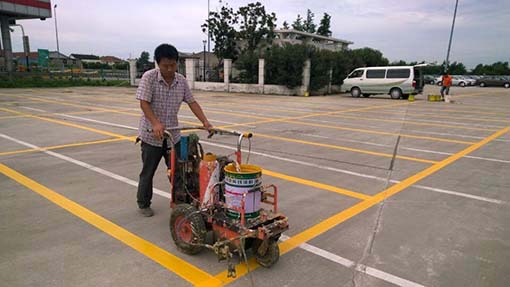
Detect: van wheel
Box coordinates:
(390, 88, 402, 99)
(362, 94, 370, 98)
(350, 87, 361, 98)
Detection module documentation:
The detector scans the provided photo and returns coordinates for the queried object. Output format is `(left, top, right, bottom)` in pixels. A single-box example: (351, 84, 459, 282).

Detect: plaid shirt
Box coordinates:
(136, 69, 195, 147)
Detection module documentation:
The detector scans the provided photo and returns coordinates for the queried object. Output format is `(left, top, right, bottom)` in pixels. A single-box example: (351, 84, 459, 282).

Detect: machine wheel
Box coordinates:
(253, 239, 280, 268)
(504, 83, 510, 89)
(170, 204, 206, 255)
(459, 81, 466, 87)
(480, 82, 486, 87)
(390, 88, 402, 99)
(350, 87, 361, 98)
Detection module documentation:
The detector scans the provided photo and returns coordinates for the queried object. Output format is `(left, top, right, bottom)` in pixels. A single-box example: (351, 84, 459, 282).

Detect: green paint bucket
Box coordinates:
(224, 164, 262, 219)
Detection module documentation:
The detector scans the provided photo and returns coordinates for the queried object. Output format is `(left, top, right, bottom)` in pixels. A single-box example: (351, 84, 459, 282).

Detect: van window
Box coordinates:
(366, 69, 386, 78)
(348, 70, 364, 78)
(387, 69, 410, 78)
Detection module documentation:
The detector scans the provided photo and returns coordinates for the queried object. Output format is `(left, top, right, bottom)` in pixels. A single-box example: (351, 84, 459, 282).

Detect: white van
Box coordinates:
(342, 66, 424, 99)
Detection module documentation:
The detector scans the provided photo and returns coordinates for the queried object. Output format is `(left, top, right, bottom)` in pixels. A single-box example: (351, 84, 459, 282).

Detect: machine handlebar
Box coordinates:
(148, 126, 252, 139)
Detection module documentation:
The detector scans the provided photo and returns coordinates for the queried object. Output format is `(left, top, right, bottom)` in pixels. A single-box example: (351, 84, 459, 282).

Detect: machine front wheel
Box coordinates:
(170, 204, 206, 255)
(253, 239, 280, 268)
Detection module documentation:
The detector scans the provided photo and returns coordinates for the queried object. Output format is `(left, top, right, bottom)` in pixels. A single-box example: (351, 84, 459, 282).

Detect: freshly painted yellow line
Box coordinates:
(356, 109, 510, 124)
(5, 105, 371, 202)
(254, 133, 438, 164)
(214, 102, 411, 129)
(196, 104, 478, 145)
(0, 163, 220, 286)
(408, 106, 510, 118)
(263, 169, 372, 200)
(290, 120, 477, 145)
(0, 110, 111, 121)
(213, 126, 510, 285)
(0, 115, 27, 120)
(0, 138, 125, 156)
(327, 114, 497, 132)
(0, 108, 134, 140)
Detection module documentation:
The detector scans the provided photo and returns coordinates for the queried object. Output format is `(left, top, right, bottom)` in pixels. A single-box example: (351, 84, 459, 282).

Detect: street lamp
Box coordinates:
(207, 0, 210, 53)
(202, 40, 207, 81)
(53, 4, 62, 71)
(444, 0, 459, 73)
(10, 24, 30, 71)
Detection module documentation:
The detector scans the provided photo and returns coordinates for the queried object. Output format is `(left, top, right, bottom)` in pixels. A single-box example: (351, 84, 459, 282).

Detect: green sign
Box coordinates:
(38, 49, 49, 67)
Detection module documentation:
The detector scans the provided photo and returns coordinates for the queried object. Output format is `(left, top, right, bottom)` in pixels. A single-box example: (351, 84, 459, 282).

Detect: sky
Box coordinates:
(7, 0, 510, 68)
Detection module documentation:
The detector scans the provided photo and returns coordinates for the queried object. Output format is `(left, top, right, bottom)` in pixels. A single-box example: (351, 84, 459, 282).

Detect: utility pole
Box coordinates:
(203, 40, 207, 81)
(445, 0, 459, 73)
(207, 0, 210, 53)
(54, 4, 62, 71)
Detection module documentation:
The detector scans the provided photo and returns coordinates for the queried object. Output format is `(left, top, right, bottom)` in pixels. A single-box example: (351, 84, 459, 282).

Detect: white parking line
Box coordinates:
(280, 235, 427, 287)
(12, 108, 506, 205)
(0, 133, 171, 200)
(1, 131, 427, 287)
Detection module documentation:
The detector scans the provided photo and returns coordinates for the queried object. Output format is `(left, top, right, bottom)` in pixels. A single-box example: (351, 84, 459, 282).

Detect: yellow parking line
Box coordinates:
(4, 106, 371, 202)
(327, 114, 497, 132)
(212, 126, 509, 285)
(198, 106, 477, 145)
(216, 102, 411, 128)
(0, 115, 27, 120)
(0, 138, 125, 156)
(290, 120, 476, 145)
(15, 96, 440, 164)
(355, 109, 509, 124)
(0, 163, 220, 286)
(254, 133, 438, 164)
(263, 169, 372, 200)
(0, 108, 134, 140)
(408, 107, 510, 118)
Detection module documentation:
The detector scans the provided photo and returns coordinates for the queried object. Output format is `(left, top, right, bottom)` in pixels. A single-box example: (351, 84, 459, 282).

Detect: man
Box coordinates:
(440, 72, 452, 101)
(136, 43, 213, 217)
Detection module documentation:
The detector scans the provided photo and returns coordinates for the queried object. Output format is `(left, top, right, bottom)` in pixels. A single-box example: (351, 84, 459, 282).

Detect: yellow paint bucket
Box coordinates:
(408, 95, 415, 102)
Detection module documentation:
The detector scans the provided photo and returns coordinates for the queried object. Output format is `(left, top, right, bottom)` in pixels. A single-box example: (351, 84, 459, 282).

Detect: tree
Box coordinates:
(292, 14, 304, 31)
(303, 9, 316, 33)
(282, 21, 289, 29)
(237, 2, 277, 52)
(351, 47, 389, 67)
(471, 61, 510, 75)
(137, 51, 151, 71)
(202, 5, 239, 61)
(448, 61, 467, 75)
(316, 13, 332, 37)
(202, 2, 277, 61)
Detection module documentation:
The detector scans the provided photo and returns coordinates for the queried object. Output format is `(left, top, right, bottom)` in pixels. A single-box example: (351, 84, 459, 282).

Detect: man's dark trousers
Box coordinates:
(137, 140, 181, 209)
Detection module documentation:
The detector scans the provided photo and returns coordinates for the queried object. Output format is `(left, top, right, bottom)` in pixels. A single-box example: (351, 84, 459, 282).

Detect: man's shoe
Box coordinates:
(138, 207, 154, 217)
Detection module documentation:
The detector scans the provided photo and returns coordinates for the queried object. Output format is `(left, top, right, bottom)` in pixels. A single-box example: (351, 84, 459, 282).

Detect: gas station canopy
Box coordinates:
(0, 0, 51, 20)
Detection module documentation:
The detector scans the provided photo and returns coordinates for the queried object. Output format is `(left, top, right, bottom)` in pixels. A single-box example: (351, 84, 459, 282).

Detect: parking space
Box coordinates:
(1, 86, 509, 287)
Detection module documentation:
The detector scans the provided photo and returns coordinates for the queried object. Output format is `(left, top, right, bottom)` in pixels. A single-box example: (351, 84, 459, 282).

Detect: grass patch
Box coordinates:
(0, 76, 130, 88)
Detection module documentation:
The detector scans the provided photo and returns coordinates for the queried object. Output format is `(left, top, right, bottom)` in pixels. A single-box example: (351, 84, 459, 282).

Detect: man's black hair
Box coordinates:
(154, 44, 179, 63)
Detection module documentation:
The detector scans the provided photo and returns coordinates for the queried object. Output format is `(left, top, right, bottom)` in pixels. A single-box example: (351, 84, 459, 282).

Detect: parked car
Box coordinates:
(478, 76, 510, 88)
(342, 66, 424, 99)
(434, 75, 470, 87)
(424, 75, 437, 85)
(456, 76, 476, 86)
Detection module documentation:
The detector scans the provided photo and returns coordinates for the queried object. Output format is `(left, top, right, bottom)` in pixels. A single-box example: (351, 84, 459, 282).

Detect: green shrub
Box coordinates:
(264, 44, 308, 88)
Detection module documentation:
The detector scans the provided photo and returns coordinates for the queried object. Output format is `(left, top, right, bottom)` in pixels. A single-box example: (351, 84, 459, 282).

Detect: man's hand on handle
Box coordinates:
(152, 121, 165, 140)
